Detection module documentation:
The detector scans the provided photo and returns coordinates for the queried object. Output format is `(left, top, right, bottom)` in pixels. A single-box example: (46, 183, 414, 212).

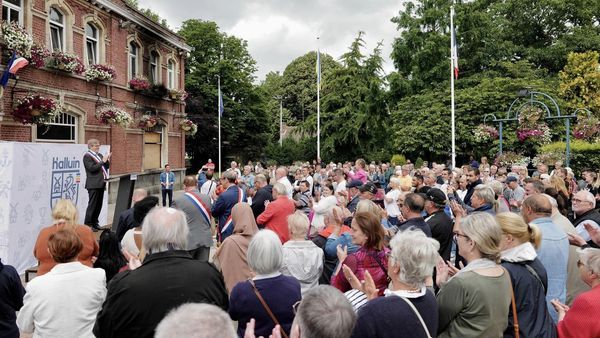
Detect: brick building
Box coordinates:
(0, 0, 191, 200)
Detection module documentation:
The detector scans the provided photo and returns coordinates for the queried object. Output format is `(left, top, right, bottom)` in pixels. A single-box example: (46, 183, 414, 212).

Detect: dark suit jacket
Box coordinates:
(251, 185, 273, 221)
(115, 208, 135, 242)
(84, 152, 109, 189)
(93, 251, 228, 338)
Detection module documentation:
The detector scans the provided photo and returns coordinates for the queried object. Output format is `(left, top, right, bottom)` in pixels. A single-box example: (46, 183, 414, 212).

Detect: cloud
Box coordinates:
(137, 0, 404, 81)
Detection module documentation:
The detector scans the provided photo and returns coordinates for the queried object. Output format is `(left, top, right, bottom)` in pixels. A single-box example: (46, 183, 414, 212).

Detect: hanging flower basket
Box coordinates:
(46, 51, 85, 74)
(473, 124, 499, 142)
(516, 124, 551, 144)
(11, 94, 61, 125)
(494, 151, 530, 168)
(128, 76, 150, 91)
(180, 119, 197, 135)
(138, 115, 158, 129)
(518, 106, 545, 128)
(0, 21, 33, 57)
(29, 44, 50, 68)
(572, 116, 600, 142)
(169, 89, 188, 102)
(96, 105, 132, 128)
(85, 64, 116, 82)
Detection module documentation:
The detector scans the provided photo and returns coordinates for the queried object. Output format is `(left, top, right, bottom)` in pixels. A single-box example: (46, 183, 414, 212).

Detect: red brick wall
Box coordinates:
(0, 0, 188, 174)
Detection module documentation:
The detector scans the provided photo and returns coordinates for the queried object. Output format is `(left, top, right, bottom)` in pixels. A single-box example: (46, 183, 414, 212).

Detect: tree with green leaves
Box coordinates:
(318, 32, 391, 162)
(178, 20, 270, 170)
(559, 51, 600, 116)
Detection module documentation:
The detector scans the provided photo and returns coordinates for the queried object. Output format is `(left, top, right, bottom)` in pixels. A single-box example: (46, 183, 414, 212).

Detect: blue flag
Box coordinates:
(218, 87, 224, 117)
(1, 52, 17, 88)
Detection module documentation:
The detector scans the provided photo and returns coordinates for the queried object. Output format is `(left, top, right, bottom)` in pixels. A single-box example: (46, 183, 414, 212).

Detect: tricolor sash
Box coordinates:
(220, 187, 244, 234)
(184, 191, 212, 225)
(86, 150, 109, 180)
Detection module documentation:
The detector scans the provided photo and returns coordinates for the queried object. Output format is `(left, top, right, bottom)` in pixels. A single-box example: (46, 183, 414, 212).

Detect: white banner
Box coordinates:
(0, 142, 109, 274)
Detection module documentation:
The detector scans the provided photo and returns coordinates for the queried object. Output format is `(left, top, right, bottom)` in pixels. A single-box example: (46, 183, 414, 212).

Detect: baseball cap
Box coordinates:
(425, 188, 447, 205)
(359, 182, 377, 194)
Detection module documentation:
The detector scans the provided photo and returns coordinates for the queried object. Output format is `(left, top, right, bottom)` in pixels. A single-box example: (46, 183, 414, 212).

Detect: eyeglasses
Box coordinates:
(577, 260, 585, 268)
(572, 199, 591, 204)
(292, 300, 301, 314)
(452, 231, 470, 242)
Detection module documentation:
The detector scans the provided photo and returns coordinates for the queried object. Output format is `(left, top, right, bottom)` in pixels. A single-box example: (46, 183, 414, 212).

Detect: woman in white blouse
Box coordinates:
(17, 229, 106, 338)
(311, 182, 338, 234)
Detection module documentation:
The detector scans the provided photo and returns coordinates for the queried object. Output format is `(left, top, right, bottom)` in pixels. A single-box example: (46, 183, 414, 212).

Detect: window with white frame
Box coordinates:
(36, 112, 78, 143)
(167, 60, 175, 89)
(129, 41, 139, 80)
(85, 23, 98, 65)
(49, 7, 64, 51)
(2, 0, 22, 25)
(149, 51, 159, 83)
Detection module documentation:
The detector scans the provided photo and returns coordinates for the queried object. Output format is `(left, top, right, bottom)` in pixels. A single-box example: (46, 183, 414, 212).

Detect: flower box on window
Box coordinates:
(138, 115, 158, 129)
(128, 76, 150, 91)
(85, 64, 116, 82)
(179, 119, 197, 135)
(169, 89, 188, 102)
(11, 94, 62, 125)
(143, 83, 169, 98)
(29, 44, 51, 69)
(96, 105, 132, 128)
(47, 51, 85, 74)
(0, 21, 34, 58)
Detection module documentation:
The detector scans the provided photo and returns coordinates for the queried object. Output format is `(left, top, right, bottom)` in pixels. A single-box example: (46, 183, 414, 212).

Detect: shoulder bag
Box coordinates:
(248, 279, 289, 338)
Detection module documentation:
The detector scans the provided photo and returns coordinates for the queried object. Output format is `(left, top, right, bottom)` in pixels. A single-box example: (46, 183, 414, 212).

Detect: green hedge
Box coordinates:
(540, 141, 600, 174)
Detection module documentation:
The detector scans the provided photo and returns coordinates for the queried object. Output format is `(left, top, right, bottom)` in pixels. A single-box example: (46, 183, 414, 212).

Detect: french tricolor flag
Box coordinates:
(1, 52, 29, 88)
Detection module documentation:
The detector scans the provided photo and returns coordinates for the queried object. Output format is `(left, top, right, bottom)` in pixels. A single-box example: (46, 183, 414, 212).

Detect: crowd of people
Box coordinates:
(1, 156, 600, 337)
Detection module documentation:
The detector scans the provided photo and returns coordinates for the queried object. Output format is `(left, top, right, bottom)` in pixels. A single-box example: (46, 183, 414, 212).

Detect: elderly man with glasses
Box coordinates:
(572, 190, 600, 248)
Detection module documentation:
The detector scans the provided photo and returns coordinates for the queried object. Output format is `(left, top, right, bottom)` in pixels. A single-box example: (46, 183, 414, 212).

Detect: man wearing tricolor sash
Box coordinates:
(83, 139, 111, 231)
(172, 176, 213, 261)
(211, 170, 246, 243)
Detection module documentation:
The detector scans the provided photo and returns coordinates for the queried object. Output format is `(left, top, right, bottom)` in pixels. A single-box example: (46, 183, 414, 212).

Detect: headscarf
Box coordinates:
(214, 203, 259, 293)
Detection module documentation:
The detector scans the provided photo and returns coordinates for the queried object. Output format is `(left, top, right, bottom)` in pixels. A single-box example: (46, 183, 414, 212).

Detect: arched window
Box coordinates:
(149, 50, 159, 83)
(2, 0, 22, 25)
(167, 59, 175, 89)
(36, 112, 78, 143)
(49, 7, 64, 51)
(129, 41, 139, 80)
(85, 23, 98, 65)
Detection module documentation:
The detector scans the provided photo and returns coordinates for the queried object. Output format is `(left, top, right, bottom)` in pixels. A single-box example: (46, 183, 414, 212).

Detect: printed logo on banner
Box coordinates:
(50, 157, 81, 208)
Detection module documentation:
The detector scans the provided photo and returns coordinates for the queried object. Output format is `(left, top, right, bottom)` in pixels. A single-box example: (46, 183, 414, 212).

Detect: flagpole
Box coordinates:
(450, 4, 456, 169)
(316, 37, 321, 162)
(218, 75, 222, 178)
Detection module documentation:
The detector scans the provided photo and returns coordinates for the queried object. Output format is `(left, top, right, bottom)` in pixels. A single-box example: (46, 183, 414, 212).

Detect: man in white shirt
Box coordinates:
(276, 166, 294, 198)
(334, 168, 347, 194)
(200, 171, 217, 202)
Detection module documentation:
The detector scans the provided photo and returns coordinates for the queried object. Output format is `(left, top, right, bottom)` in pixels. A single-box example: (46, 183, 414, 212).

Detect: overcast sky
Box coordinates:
(137, 0, 405, 82)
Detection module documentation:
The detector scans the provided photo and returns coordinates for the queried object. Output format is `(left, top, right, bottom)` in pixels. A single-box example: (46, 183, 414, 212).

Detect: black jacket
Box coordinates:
(463, 178, 482, 206)
(83, 152, 109, 189)
(115, 208, 135, 242)
(93, 250, 228, 338)
(251, 184, 273, 223)
(572, 208, 600, 248)
(425, 210, 453, 261)
(501, 258, 557, 338)
(0, 260, 24, 338)
(397, 217, 432, 237)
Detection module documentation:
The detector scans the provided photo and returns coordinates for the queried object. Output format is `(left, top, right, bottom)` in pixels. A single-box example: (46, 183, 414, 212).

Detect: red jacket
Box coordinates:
(257, 196, 295, 243)
(557, 284, 600, 338)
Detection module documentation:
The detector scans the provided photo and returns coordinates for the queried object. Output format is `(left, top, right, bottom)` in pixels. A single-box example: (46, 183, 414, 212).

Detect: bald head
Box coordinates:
(276, 167, 288, 179)
(132, 188, 148, 203)
(522, 194, 553, 222)
(572, 190, 596, 216)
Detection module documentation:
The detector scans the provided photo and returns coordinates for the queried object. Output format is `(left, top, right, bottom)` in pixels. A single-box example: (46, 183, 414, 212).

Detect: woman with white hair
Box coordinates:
(436, 212, 511, 337)
(310, 181, 338, 233)
(350, 229, 440, 337)
(229, 230, 301, 338)
(551, 248, 600, 337)
(281, 212, 323, 294)
(487, 180, 510, 213)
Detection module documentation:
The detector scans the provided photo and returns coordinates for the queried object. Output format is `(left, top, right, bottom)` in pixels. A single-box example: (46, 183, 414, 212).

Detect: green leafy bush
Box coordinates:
(540, 141, 600, 174)
(391, 154, 407, 166)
